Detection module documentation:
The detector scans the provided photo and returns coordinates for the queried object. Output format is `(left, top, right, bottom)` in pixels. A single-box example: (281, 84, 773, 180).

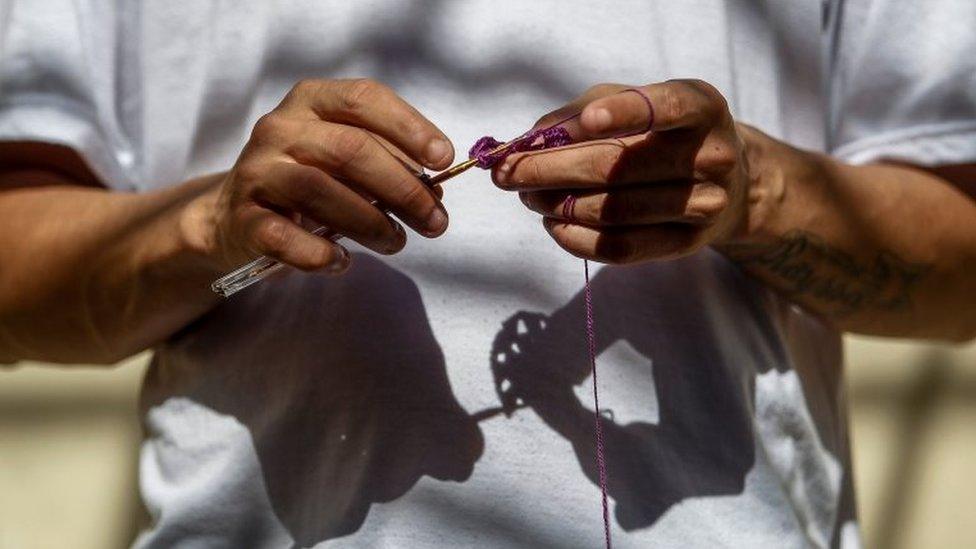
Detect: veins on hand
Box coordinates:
(723, 231, 929, 316)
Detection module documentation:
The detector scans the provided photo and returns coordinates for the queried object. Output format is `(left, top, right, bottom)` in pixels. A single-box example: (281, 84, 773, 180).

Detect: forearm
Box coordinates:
(719, 125, 976, 342)
(0, 173, 225, 364)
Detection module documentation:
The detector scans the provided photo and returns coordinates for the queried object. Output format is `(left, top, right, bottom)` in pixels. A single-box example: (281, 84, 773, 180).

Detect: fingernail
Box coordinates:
(326, 245, 350, 273)
(425, 207, 448, 236)
(495, 161, 513, 186)
(424, 138, 452, 167)
(386, 218, 406, 253)
(590, 108, 613, 132)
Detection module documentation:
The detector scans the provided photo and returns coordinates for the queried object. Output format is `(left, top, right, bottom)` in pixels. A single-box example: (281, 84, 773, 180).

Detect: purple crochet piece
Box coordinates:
(468, 125, 572, 169)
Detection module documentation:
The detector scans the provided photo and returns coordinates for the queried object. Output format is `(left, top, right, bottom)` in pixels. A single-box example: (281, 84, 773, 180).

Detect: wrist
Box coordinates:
(176, 176, 228, 274)
(718, 123, 826, 249)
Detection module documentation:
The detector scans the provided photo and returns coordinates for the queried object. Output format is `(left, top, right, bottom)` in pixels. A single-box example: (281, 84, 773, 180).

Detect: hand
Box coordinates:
(197, 78, 455, 273)
(492, 80, 754, 264)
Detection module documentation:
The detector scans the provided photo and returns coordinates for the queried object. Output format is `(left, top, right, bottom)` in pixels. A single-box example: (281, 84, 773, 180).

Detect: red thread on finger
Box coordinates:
(622, 88, 655, 134)
(562, 195, 578, 222)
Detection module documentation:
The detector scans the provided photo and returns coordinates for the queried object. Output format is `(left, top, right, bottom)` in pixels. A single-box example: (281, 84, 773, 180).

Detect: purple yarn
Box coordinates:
(585, 259, 612, 549)
(469, 114, 611, 549)
(468, 114, 613, 549)
(468, 124, 573, 169)
(470, 89, 653, 170)
(467, 136, 506, 168)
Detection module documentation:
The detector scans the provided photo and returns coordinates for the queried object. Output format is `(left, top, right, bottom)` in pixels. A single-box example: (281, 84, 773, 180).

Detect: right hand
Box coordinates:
(200, 78, 454, 273)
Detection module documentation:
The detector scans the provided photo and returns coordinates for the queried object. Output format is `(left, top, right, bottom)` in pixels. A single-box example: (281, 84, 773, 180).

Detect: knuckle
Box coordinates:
(396, 116, 429, 144)
(659, 84, 686, 124)
(589, 82, 622, 97)
(683, 78, 716, 95)
(686, 79, 728, 118)
(293, 78, 321, 96)
(587, 150, 616, 183)
(325, 127, 371, 169)
(396, 180, 434, 216)
(711, 154, 738, 177)
(234, 160, 265, 185)
(340, 78, 387, 113)
(708, 147, 739, 176)
(665, 79, 729, 122)
(251, 113, 289, 144)
(284, 79, 324, 105)
(526, 156, 548, 187)
(689, 186, 730, 220)
(254, 218, 293, 255)
(701, 143, 738, 176)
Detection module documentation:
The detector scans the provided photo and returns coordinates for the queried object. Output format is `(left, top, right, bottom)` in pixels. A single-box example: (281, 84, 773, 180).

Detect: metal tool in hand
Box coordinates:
(210, 140, 519, 297)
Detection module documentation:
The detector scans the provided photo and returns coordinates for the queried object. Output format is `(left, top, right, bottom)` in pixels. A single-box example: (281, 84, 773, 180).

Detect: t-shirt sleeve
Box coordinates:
(0, 0, 136, 189)
(828, 0, 976, 166)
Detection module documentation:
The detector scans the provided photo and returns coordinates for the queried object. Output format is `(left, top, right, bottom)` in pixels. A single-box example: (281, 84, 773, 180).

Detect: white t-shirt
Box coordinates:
(2, 1, 975, 547)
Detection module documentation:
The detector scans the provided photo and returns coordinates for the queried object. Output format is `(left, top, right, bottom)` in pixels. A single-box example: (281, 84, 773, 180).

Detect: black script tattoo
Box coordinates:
(723, 231, 929, 316)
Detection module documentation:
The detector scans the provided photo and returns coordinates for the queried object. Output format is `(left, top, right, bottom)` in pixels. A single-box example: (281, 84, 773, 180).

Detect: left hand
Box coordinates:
(492, 80, 753, 264)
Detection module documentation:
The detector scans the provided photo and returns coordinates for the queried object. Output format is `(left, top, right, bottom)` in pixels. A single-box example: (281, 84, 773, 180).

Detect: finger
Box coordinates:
(237, 204, 351, 273)
(280, 78, 455, 169)
(251, 162, 407, 255)
(542, 218, 704, 264)
(580, 79, 729, 138)
(520, 181, 728, 226)
(286, 121, 448, 237)
(371, 133, 429, 179)
(372, 135, 442, 202)
(526, 83, 631, 142)
(494, 131, 703, 191)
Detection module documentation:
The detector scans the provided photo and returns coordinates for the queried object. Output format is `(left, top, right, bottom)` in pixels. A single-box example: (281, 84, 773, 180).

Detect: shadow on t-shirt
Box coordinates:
(488, 263, 766, 530)
(146, 254, 485, 545)
(145, 251, 848, 547)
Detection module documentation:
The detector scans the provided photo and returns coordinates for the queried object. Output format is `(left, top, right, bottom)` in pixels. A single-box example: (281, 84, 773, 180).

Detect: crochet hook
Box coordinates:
(210, 140, 516, 297)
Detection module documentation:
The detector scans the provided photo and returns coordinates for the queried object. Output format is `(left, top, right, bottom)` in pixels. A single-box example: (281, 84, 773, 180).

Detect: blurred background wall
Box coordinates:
(1, 336, 974, 548)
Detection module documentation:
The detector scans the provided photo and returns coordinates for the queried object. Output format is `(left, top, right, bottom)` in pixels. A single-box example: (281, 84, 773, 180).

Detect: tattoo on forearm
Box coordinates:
(723, 231, 929, 316)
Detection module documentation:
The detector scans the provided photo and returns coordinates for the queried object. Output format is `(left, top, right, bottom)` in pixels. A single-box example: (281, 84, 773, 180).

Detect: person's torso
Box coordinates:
(129, 2, 858, 547)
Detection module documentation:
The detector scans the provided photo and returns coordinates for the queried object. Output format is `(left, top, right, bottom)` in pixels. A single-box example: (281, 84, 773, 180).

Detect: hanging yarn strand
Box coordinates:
(585, 259, 612, 549)
(471, 114, 612, 548)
